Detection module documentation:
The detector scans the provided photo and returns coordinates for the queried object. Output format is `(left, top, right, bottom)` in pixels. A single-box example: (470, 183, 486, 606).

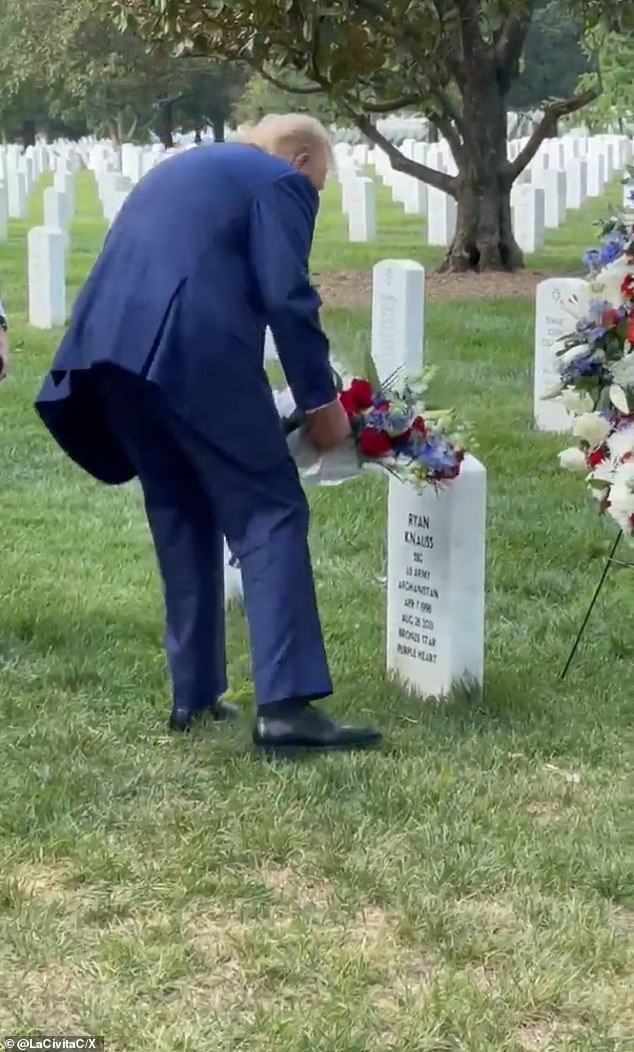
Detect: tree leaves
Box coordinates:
(0, 0, 246, 140)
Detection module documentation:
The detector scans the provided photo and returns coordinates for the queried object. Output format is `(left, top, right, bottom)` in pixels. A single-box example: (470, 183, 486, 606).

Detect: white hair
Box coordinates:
(237, 113, 332, 161)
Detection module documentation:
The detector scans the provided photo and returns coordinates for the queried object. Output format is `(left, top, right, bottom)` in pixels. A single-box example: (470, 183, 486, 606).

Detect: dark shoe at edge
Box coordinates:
(169, 698, 239, 732)
(253, 704, 382, 754)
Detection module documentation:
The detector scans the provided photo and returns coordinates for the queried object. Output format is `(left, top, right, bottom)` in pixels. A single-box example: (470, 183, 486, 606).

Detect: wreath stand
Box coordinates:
(559, 530, 631, 679)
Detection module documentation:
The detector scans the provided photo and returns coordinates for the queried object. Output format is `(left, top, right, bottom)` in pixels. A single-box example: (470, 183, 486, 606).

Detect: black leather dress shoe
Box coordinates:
(169, 698, 239, 732)
(253, 705, 382, 754)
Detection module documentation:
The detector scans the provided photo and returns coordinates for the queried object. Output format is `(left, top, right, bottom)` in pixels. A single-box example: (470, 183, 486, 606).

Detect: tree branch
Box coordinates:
(510, 88, 600, 178)
(259, 67, 323, 95)
(495, 12, 533, 71)
(349, 109, 457, 196)
(453, 0, 485, 58)
(360, 93, 422, 113)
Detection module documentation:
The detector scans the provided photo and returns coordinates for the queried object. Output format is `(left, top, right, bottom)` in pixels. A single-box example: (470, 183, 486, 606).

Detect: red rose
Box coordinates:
(358, 427, 392, 457)
(348, 378, 374, 410)
(339, 389, 359, 416)
(601, 308, 620, 328)
(411, 416, 426, 435)
(622, 274, 634, 298)
(588, 447, 607, 468)
(627, 314, 634, 343)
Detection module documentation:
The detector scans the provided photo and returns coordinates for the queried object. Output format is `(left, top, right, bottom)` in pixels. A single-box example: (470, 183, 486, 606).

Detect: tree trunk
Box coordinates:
(438, 69, 523, 273)
(211, 113, 225, 142)
(194, 125, 203, 144)
(157, 102, 174, 149)
(108, 119, 122, 147)
(21, 119, 36, 149)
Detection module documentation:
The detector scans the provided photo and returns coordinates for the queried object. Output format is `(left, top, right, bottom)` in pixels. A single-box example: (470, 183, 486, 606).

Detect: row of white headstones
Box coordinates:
(7, 136, 634, 702)
(334, 134, 632, 252)
(0, 140, 170, 328)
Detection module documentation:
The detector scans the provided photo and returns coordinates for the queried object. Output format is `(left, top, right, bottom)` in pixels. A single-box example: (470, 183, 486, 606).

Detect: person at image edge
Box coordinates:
(35, 114, 382, 753)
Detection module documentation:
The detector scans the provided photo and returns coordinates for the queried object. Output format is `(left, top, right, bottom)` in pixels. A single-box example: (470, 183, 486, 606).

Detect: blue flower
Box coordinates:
(416, 438, 456, 473)
(561, 352, 609, 384)
(600, 237, 624, 265)
(582, 248, 601, 271)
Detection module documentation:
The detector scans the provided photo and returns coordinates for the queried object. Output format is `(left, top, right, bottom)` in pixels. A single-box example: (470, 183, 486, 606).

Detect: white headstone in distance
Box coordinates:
(533, 168, 566, 228)
(107, 189, 129, 226)
(121, 143, 143, 184)
(386, 456, 486, 700)
(403, 177, 427, 216)
(54, 171, 74, 220)
(565, 159, 587, 210)
(340, 175, 360, 215)
(28, 226, 66, 329)
(347, 177, 376, 242)
(223, 540, 243, 606)
(586, 154, 605, 198)
(7, 169, 26, 218)
(512, 185, 545, 254)
(43, 187, 68, 230)
(43, 187, 71, 253)
(426, 188, 456, 246)
(533, 277, 589, 432)
(371, 260, 425, 381)
(0, 185, 7, 241)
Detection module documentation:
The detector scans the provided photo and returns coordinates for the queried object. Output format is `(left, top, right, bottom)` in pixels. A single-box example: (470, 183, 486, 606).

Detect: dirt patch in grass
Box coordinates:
(1, 964, 86, 1033)
(5, 861, 75, 906)
(315, 268, 565, 310)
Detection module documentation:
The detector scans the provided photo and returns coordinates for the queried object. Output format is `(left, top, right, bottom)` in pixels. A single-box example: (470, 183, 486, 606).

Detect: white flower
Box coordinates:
(558, 446, 587, 471)
(606, 503, 634, 532)
(592, 258, 634, 307)
(562, 389, 595, 415)
(571, 412, 611, 448)
(610, 354, 634, 389)
(590, 459, 616, 485)
(559, 342, 594, 366)
(608, 425, 634, 461)
(611, 459, 634, 491)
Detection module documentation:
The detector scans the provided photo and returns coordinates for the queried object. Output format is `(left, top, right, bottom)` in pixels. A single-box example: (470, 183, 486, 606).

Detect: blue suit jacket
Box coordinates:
(35, 144, 337, 483)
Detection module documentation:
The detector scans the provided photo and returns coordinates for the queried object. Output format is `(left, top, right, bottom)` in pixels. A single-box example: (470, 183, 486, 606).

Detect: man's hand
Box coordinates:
(306, 398, 351, 451)
(0, 332, 8, 381)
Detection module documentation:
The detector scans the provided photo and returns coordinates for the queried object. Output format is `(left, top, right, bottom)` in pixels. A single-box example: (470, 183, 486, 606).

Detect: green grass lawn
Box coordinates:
(0, 172, 632, 1051)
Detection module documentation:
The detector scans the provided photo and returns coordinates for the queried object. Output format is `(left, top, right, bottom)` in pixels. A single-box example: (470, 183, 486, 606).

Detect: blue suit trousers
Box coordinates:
(95, 367, 333, 713)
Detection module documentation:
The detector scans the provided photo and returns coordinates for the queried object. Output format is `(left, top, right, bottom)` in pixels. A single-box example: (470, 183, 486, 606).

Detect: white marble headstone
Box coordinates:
(533, 169, 566, 228)
(586, 154, 605, 198)
(371, 259, 425, 380)
(512, 185, 545, 254)
(28, 226, 66, 329)
(43, 187, 69, 230)
(426, 188, 456, 246)
(347, 177, 375, 242)
(386, 457, 486, 699)
(54, 172, 74, 218)
(7, 169, 26, 219)
(565, 159, 587, 210)
(533, 277, 589, 432)
(223, 540, 243, 607)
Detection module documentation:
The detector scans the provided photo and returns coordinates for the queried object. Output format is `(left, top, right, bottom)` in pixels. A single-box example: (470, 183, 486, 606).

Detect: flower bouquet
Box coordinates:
(274, 351, 469, 490)
(548, 213, 634, 536)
